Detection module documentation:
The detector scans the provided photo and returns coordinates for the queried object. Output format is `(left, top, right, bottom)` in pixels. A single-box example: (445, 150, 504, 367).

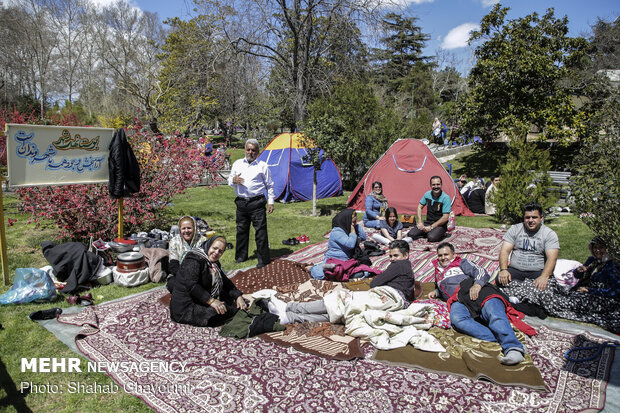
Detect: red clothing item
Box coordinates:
(324, 258, 381, 282)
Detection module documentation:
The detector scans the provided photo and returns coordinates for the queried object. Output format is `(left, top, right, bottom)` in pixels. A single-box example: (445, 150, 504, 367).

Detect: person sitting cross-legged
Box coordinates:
(497, 202, 559, 291)
(371, 207, 413, 245)
(363, 181, 389, 229)
(429, 242, 532, 365)
(406, 176, 451, 243)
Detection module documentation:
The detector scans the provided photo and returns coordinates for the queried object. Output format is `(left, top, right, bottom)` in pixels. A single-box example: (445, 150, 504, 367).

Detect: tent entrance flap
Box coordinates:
(266, 149, 284, 166)
(393, 154, 427, 173)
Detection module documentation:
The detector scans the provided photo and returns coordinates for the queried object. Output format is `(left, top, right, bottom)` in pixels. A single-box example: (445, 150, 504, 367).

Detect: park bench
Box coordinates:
(529, 170, 572, 202)
(548, 170, 572, 202)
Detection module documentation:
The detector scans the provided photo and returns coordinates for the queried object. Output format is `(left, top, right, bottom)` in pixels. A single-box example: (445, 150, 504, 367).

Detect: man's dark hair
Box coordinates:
(430, 175, 442, 185)
(436, 242, 455, 252)
(523, 202, 543, 216)
(389, 240, 410, 255)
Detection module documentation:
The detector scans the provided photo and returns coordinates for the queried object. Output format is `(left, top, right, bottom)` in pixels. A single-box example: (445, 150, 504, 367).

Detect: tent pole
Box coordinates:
(0, 176, 9, 285)
(118, 197, 124, 239)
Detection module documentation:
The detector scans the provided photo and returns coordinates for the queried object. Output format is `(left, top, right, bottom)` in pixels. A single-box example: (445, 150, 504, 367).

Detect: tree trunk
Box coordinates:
(149, 118, 160, 134)
(312, 167, 317, 216)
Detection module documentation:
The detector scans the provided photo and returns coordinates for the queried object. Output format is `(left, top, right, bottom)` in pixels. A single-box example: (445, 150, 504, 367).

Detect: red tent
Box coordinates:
(347, 139, 474, 216)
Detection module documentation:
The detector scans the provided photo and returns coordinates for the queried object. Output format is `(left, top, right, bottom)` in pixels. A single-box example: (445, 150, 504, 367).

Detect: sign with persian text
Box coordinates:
(5, 124, 114, 187)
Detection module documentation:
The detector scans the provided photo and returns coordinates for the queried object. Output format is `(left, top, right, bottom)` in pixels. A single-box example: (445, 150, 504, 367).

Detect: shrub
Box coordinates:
(16, 120, 211, 241)
(0, 108, 39, 167)
(491, 138, 556, 223)
(571, 133, 620, 256)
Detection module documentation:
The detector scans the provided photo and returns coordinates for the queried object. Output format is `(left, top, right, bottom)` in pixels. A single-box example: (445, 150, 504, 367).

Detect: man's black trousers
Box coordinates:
(234, 196, 270, 265)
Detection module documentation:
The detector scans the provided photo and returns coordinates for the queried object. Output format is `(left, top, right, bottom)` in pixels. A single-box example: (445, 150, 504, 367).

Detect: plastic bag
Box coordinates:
(0, 268, 57, 304)
(447, 211, 456, 232)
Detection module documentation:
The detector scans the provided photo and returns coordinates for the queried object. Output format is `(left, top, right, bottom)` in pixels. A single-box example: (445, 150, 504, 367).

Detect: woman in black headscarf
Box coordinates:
(170, 236, 247, 327)
(310, 208, 367, 279)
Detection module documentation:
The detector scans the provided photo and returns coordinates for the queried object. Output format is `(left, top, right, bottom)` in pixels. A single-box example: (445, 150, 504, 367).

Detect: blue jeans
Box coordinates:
(363, 219, 382, 229)
(450, 298, 524, 353)
(310, 264, 325, 280)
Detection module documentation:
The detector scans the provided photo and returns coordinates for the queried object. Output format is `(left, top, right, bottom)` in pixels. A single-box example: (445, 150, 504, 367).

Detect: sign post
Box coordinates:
(0, 176, 9, 285)
(2, 124, 115, 285)
(118, 198, 124, 240)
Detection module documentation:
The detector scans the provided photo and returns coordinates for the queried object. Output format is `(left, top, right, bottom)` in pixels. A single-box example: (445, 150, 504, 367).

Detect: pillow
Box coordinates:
(553, 259, 582, 292)
(415, 298, 451, 329)
(554, 259, 582, 277)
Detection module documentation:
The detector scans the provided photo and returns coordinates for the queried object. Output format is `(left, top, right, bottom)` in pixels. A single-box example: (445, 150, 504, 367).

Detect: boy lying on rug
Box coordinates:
(269, 240, 445, 352)
(429, 242, 535, 365)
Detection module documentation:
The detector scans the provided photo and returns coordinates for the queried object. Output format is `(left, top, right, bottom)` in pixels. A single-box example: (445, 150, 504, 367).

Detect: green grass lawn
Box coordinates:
(0, 185, 594, 412)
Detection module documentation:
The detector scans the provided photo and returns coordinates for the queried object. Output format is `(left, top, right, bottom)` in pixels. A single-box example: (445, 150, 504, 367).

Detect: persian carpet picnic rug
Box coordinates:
(260, 279, 365, 361)
(285, 245, 501, 282)
(57, 288, 614, 412)
(336, 225, 505, 259)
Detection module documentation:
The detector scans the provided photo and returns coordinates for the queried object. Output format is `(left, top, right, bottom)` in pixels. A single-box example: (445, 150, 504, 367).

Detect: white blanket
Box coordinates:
(323, 286, 446, 352)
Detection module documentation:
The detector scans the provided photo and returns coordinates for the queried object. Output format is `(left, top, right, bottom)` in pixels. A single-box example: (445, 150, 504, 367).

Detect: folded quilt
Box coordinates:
(323, 286, 445, 352)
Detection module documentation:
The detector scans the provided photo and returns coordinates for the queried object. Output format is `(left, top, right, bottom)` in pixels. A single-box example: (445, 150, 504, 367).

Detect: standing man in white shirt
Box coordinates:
(228, 139, 275, 268)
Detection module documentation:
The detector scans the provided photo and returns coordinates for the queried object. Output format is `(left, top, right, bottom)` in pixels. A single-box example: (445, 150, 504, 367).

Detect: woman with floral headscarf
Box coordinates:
(170, 236, 247, 327)
(168, 216, 207, 278)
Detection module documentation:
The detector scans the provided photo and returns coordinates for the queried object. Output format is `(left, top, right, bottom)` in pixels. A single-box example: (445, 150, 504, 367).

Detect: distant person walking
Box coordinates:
(432, 117, 448, 145)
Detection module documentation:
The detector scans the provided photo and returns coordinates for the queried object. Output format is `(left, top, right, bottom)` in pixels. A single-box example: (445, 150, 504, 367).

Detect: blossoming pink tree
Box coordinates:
(2, 112, 213, 240)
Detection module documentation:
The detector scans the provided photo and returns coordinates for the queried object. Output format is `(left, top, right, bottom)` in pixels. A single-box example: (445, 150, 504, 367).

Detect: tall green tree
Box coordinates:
(460, 5, 590, 143)
(590, 17, 620, 71)
(569, 17, 619, 138)
(157, 17, 219, 134)
(571, 131, 620, 256)
(373, 13, 432, 94)
(492, 139, 555, 223)
(372, 13, 435, 139)
(304, 79, 403, 189)
(569, 18, 620, 255)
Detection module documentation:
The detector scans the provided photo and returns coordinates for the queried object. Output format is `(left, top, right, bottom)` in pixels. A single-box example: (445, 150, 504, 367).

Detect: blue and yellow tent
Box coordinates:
(258, 132, 342, 202)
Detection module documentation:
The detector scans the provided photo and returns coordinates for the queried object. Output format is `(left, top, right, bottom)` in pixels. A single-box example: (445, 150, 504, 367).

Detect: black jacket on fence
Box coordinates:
(108, 128, 140, 199)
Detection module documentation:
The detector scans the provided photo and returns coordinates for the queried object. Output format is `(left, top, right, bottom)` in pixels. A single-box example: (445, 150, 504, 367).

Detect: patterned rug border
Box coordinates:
(57, 288, 177, 412)
(54, 286, 616, 412)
